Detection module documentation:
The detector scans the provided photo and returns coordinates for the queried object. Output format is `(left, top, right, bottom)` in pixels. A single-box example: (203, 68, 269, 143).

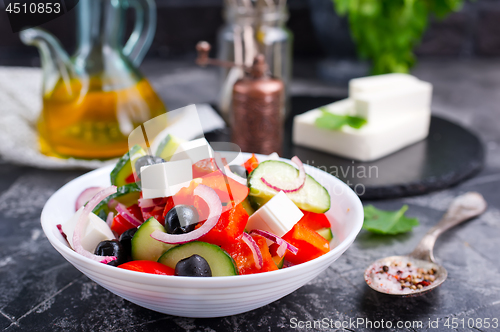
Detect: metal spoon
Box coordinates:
(364, 192, 487, 296)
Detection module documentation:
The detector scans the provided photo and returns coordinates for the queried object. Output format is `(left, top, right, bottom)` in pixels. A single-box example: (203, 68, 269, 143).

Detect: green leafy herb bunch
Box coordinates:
(332, 0, 465, 74)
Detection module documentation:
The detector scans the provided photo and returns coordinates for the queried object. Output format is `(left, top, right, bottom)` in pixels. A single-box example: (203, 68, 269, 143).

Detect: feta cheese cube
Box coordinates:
(141, 159, 193, 199)
(246, 191, 304, 237)
(169, 138, 214, 164)
(349, 73, 418, 98)
(354, 80, 432, 123)
(293, 106, 431, 161)
(62, 207, 115, 252)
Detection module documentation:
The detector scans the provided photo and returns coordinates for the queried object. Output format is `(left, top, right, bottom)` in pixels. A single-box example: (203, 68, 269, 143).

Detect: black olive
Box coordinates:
(119, 228, 137, 259)
(94, 240, 126, 266)
(165, 205, 199, 234)
(135, 155, 166, 181)
(229, 165, 248, 179)
(175, 254, 212, 277)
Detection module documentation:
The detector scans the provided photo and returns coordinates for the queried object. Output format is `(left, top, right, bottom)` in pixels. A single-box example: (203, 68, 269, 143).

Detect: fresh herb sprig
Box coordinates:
(331, 0, 465, 74)
(363, 205, 419, 235)
(315, 107, 367, 131)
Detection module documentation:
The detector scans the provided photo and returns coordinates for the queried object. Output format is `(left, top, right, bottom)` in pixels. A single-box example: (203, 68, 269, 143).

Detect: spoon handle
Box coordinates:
(409, 192, 487, 262)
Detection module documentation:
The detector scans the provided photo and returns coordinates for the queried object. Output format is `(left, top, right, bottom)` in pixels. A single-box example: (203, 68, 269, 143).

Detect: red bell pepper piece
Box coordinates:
(118, 260, 175, 275)
(297, 210, 331, 230)
(222, 234, 278, 275)
(198, 203, 248, 246)
(243, 153, 259, 173)
(282, 223, 330, 265)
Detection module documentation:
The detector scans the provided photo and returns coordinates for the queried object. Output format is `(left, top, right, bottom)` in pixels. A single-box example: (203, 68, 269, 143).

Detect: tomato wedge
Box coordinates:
(118, 261, 175, 275)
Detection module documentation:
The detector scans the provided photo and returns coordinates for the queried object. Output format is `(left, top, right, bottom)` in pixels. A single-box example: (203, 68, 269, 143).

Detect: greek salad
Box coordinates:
(58, 140, 334, 277)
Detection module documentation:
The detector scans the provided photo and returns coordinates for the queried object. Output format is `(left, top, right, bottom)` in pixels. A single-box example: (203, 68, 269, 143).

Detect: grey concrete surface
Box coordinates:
(0, 59, 499, 331)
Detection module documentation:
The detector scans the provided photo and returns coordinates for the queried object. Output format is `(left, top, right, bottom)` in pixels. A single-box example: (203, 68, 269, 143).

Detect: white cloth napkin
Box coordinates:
(0, 66, 226, 169)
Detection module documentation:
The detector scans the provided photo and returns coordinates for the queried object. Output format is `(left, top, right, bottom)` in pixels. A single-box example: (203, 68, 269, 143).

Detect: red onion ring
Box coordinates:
(150, 184, 222, 244)
(107, 198, 118, 210)
(56, 224, 67, 242)
(72, 186, 118, 264)
(250, 229, 298, 257)
(261, 156, 306, 193)
(75, 187, 105, 211)
(242, 233, 263, 269)
(106, 212, 114, 228)
(115, 203, 142, 227)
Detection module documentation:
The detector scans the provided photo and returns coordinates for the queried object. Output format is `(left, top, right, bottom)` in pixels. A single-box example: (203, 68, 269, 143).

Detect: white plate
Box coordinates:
(41, 153, 363, 318)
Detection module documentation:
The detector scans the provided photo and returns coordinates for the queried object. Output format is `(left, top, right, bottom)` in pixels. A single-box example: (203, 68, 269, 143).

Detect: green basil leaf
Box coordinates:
(315, 108, 367, 131)
(363, 205, 419, 235)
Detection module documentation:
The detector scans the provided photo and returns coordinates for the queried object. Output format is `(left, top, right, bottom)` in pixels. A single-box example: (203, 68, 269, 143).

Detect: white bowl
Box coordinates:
(41, 154, 363, 318)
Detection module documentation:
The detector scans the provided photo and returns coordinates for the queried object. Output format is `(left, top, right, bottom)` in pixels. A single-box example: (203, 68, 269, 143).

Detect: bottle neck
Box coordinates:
(75, 0, 125, 62)
(224, 6, 288, 27)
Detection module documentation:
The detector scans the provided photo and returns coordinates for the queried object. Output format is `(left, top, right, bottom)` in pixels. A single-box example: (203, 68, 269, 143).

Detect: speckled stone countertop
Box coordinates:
(1, 59, 499, 331)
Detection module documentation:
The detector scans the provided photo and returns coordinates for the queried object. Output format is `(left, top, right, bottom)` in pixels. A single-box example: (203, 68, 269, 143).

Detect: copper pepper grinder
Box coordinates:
(196, 41, 284, 155)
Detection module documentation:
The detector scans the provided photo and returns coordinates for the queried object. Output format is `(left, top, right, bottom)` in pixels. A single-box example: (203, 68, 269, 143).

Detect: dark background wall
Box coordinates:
(0, 0, 499, 67)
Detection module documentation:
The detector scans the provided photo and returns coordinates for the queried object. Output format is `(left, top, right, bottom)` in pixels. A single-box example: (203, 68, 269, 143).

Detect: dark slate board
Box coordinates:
(208, 96, 484, 200)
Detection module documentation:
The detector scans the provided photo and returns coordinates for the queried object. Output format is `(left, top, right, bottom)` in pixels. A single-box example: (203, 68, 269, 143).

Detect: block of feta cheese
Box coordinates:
(349, 73, 418, 98)
(293, 99, 431, 161)
(169, 138, 214, 164)
(354, 79, 432, 124)
(141, 159, 193, 199)
(246, 191, 304, 237)
(62, 207, 115, 252)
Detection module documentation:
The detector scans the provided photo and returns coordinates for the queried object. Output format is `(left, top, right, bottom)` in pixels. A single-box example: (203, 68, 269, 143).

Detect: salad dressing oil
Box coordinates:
(38, 77, 166, 159)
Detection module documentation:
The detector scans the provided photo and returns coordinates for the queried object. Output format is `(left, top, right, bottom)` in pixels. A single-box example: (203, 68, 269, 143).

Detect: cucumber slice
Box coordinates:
(155, 134, 186, 161)
(110, 145, 146, 187)
(131, 217, 175, 261)
(316, 227, 333, 242)
(272, 255, 284, 269)
(93, 183, 141, 216)
(241, 197, 255, 216)
(247, 160, 331, 213)
(158, 241, 238, 276)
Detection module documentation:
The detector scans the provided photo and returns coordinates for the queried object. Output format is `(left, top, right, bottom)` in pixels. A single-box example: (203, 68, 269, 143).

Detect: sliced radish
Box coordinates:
(242, 233, 263, 269)
(261, 156, 306, 193)
(115, 203, 143, 227)
(250, 229, 298, 257)
(150, 184, 222, 244)
(75, 187, 105, 211)
(72, 186, 118, 264)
